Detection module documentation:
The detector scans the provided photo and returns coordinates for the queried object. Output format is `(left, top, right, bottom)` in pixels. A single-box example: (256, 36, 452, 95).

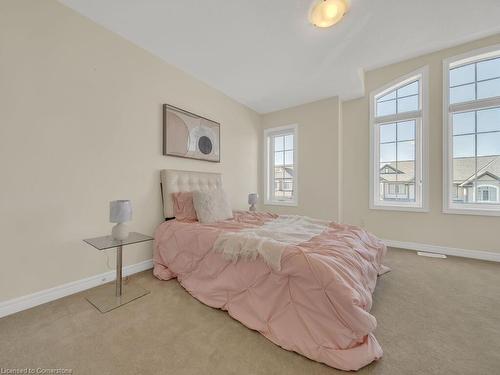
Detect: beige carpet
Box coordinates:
(1, 248, 499, 375)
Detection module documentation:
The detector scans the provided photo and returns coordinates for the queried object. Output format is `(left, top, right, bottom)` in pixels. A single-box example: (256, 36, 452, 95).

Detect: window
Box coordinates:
(477, 185, 498, 202)
(370, 67, 429, 211)
(264, 124, 298, 206)
(444, 45, 500, 216)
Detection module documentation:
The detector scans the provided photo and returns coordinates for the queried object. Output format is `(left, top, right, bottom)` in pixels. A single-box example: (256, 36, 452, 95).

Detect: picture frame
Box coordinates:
(163, 104, 220, 162)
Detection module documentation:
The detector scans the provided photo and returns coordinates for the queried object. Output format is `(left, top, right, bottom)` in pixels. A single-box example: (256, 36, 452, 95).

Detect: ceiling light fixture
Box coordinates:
(309, 0, 350, 28)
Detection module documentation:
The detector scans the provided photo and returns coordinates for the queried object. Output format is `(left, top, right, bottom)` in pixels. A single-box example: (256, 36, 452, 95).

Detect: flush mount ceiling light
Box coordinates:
(309, 0, 350, 28)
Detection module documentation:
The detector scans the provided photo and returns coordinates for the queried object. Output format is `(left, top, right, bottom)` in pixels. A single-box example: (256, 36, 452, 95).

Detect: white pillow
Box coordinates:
(192, 189, 233, 224)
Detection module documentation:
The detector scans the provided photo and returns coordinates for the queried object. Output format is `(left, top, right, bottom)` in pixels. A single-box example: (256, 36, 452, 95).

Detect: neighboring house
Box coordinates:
(380, 156, 500, 203)
(452, 156, 500, 203)
(379, 161, 415, 201)
(274, 166, 294, 198)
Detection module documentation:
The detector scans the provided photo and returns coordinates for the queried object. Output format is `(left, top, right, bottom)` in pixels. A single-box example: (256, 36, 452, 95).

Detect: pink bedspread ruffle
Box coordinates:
(153, 211, 386, 371)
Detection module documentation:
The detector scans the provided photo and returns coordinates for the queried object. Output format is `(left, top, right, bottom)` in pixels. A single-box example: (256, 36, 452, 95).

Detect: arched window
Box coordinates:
(370, 67, 428, 211)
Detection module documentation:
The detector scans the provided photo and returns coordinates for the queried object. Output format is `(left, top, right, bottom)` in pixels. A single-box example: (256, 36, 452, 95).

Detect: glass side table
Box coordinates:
(83, 232, 153, 313)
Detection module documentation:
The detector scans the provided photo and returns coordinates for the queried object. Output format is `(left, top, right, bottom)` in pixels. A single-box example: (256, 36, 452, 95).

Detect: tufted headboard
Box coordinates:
(160, 169, 223, 219)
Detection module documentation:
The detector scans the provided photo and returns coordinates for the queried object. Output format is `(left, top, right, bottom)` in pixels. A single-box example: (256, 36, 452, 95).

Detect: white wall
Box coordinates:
(0, 0, 260, 301)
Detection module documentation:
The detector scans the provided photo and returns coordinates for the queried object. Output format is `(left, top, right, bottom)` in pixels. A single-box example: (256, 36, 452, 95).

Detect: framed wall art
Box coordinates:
(163, 104, 220, 162)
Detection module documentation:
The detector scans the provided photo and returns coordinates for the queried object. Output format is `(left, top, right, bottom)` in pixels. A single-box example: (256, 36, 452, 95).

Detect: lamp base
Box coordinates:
(249, 204, 256, 212)
(112, 223, 129, 241)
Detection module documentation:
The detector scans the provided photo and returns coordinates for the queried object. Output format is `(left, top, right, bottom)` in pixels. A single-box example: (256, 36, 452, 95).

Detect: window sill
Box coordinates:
(370, 204, 429, 213)
(443, 206, 500, 217)
(264, 200, 298, 207)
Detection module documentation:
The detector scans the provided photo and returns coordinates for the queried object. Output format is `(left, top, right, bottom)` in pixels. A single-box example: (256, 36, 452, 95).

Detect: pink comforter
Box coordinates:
(153, 211, 386, 371)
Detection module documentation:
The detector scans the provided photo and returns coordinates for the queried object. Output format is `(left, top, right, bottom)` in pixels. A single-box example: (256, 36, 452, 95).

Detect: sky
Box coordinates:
(377, 56, 500, 164)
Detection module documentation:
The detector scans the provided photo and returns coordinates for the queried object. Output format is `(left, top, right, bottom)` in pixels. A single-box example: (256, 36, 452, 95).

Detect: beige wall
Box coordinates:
(260, 97, 341, 221)
(3, 1, 500, 304)
(0, 0, 260, 301)
(342, 34, 500, 253)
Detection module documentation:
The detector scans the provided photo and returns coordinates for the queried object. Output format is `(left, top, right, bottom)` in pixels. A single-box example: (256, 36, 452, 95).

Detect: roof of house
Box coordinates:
(380, 161, 414, 183)
(453, 157, 500, 185)
(380, 157, 500, 185)
(274, 165, 294, 179)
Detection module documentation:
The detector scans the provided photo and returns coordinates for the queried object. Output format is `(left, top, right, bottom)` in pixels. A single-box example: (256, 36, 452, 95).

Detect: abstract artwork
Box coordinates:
(163, 104, 220, 162)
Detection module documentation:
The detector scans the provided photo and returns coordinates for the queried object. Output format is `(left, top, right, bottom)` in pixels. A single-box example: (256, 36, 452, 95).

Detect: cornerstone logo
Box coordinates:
(0, 369, 72, 374)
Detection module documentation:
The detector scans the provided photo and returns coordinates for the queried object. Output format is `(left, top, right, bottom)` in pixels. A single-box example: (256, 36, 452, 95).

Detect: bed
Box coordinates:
(153, 169, 387, 371)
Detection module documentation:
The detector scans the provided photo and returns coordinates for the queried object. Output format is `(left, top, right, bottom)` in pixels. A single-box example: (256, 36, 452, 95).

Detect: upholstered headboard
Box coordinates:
(160, 169, 223, 219)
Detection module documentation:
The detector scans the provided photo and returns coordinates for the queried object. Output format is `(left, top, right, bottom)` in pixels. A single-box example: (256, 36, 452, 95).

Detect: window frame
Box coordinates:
(263, 124, 299, 206)
(443, 44, 500, 216)
(476, 185, 499, 203)
(369, 66, 429, 212)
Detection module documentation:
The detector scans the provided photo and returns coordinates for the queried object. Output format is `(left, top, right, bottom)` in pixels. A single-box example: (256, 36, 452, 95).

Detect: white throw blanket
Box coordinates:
(213, 215, 330, 271)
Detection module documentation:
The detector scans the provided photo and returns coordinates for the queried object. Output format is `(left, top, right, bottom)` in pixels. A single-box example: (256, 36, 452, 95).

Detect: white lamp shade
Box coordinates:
(110, 200, 132, 223)
(248, 193, 258, 205)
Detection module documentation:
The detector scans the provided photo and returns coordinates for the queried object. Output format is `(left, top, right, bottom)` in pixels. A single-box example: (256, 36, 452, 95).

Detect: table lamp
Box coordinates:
(248, 193, 258, 212)
(110, 200, 132, 240)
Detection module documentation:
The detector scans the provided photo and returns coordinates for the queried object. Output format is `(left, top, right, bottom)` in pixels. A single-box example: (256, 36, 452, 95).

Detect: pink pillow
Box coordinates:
(172, 192, 198, 222)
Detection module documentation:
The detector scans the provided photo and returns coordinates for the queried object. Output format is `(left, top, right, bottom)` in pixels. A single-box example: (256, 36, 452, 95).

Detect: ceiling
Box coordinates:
(60, 0, 500, 113)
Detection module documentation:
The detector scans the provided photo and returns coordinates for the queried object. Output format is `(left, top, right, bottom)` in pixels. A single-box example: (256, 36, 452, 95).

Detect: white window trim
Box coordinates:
(443, 43, 500, 217)
(263, 124, 299, 206)
(369, 66, 430, 212)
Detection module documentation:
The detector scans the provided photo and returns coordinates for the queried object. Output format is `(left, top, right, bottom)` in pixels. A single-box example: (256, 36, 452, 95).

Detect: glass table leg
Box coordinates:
(116, 245, 122, 296)
(85, 244, 149, 313)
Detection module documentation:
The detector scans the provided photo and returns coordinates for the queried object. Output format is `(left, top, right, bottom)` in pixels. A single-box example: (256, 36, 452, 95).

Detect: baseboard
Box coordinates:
(3, 240, 498, 318)
(0, 259, 153, 318)
(383, 239, 500, 262)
